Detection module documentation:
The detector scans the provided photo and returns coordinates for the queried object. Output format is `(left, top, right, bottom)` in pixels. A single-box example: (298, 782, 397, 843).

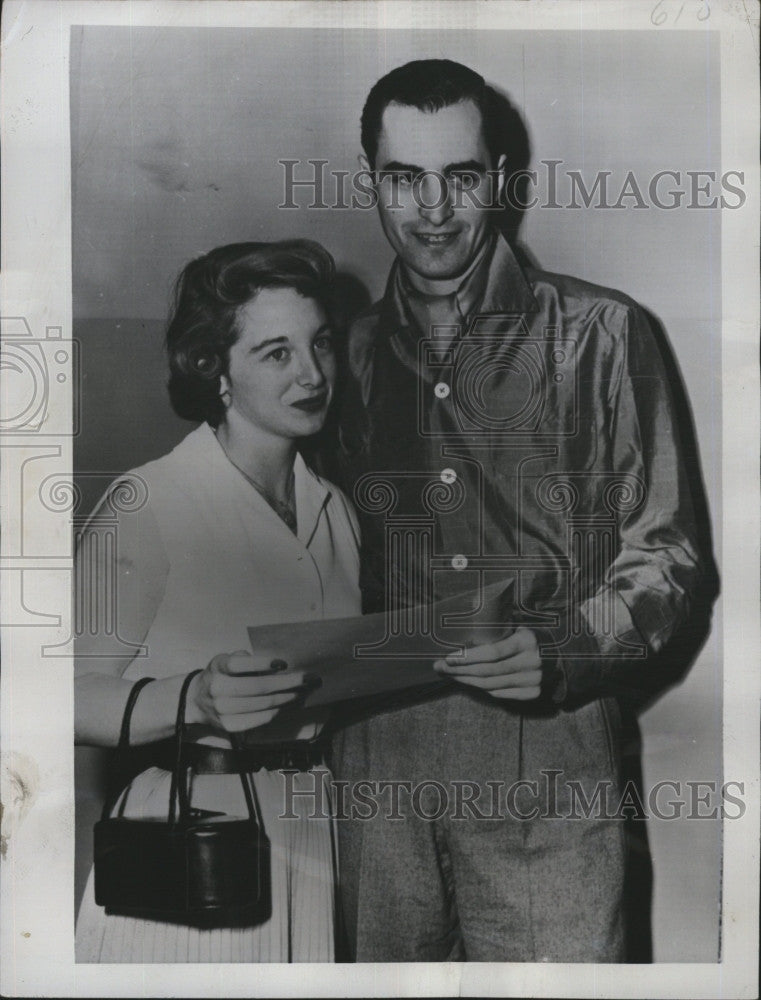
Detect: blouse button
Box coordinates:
(440, 468, 457, 485)
(451, 554, 468, 571)
(434, 382, 450, 399)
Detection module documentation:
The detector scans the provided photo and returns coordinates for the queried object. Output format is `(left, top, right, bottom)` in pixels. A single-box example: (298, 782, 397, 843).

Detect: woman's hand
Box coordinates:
(189, 650, 314, 733)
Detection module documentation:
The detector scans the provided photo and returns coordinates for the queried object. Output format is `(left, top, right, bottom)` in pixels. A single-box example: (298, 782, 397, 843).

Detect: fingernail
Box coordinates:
(270, 658, 288, 672)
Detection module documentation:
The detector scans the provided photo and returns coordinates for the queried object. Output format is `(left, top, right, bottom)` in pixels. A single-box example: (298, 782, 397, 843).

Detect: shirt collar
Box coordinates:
(477, 231, 539, 316)
(293, 452, 332, 548)
(381, 230, 538, 334)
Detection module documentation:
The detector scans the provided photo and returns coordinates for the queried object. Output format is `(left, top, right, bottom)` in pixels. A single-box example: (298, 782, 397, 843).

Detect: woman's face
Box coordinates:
(220, 287, 336, 442)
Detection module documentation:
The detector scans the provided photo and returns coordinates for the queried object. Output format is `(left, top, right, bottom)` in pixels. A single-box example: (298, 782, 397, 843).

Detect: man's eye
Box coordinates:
(448, 170, 482, 187)
(381, 170, 415, 187)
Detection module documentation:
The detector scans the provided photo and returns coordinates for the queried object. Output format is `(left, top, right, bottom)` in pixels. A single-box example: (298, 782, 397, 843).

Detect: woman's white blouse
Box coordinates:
(109, 422, 361, 741)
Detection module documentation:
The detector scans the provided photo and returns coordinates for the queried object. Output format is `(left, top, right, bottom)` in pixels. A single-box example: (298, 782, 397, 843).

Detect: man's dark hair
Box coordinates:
(361, 59, 504, 169)
(166, 239, 335, 427)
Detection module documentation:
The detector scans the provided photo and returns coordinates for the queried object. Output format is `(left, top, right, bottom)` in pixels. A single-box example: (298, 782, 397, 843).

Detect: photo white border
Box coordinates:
(1, 1, 758, 996)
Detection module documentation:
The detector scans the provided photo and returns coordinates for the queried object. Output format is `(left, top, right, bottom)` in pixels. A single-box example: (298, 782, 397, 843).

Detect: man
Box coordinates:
(330, 59, 704, 962)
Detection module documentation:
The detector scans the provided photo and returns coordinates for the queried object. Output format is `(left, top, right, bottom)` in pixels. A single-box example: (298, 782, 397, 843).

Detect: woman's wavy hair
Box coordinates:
(166, 239, 336, 426)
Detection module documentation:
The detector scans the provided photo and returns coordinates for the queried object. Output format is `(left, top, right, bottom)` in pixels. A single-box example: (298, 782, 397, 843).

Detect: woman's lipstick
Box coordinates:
(291, 391, 328, 412)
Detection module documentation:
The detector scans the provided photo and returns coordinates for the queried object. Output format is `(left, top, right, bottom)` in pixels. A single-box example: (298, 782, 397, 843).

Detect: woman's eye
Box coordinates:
(315, 334, 334, 352)
(266, 347, 290, 362)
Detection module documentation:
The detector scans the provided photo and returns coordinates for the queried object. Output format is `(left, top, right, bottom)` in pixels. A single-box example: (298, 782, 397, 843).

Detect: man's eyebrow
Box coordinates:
(376, 159, 489, 176)
(377, 160, 425, 175)
(443, 159, 489, 174)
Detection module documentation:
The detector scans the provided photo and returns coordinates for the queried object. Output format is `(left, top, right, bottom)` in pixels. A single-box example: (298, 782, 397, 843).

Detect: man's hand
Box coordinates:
(433, 627, 543, 700)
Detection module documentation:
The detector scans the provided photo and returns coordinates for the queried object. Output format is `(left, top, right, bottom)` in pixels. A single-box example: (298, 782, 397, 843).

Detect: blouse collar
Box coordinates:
(196, 422, 331, 548)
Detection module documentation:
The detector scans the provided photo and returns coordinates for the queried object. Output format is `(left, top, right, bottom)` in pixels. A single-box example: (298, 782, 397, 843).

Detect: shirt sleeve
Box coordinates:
(539, 303, 707, 704)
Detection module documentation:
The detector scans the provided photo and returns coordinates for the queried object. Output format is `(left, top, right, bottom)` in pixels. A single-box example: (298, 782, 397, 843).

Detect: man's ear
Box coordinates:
(495, 153, 507, 204)
(358, 153, 372, 177)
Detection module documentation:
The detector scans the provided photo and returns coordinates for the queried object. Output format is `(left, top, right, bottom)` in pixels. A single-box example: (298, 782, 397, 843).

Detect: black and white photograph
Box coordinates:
(1, 2, 758, 997)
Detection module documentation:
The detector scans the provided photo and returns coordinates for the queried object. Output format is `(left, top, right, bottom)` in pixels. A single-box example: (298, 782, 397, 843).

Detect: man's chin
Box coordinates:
(405, 253, 470, 284)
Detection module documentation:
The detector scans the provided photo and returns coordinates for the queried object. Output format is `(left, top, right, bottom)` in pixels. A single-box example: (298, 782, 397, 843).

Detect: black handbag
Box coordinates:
(93, 670, 271, 927)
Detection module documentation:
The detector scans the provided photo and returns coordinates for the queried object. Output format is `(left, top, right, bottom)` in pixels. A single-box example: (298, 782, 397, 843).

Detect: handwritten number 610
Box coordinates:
(651, 0, 710, 26)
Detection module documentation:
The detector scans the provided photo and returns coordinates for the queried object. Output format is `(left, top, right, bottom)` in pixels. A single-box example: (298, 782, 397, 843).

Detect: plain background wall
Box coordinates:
(71, 26, 722, 961)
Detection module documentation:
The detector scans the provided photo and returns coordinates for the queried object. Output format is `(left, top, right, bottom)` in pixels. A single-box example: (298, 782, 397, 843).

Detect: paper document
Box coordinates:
(247, 588, 514, 708)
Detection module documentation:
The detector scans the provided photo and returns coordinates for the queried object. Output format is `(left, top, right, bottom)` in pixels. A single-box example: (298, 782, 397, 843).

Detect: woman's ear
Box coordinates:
(219, 374, 231, 405)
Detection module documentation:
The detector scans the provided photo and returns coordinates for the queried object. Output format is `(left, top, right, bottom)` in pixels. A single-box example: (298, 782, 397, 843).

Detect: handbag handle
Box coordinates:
(169, 669, 265, 833)
(168, 669, 201, 827)
(101, 675, 156, 822)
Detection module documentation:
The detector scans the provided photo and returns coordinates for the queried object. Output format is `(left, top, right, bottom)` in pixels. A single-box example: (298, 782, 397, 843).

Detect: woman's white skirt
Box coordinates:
(75, 765, 337, 963)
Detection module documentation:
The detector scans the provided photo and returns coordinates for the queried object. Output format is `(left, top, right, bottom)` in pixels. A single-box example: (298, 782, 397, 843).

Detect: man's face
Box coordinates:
(363, 100, 505, 286)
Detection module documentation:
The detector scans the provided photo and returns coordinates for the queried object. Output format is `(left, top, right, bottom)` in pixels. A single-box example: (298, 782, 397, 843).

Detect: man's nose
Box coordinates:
(417, 172, 454, 226)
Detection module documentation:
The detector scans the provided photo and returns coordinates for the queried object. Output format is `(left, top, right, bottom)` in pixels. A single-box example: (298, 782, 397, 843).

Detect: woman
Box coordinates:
(75, 240, 361, 962)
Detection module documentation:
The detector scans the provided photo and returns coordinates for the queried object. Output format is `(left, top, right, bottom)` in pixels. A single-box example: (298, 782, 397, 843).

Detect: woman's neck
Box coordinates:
(214, 418, 296, 501)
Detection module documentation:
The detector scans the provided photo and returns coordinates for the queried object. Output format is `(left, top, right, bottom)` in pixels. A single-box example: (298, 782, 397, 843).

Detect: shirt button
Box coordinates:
(440, 468, 457, 485)
(451, 554, 468, 571)
(434, 382, 450, 399)
(310, 602, 317, 612)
